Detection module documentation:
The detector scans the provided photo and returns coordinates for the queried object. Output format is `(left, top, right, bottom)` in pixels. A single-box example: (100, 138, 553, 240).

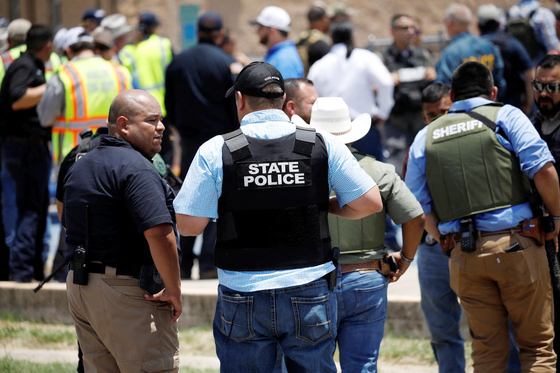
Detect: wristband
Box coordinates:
(400, 251, 414, 263)
(552, 216, 560, 220)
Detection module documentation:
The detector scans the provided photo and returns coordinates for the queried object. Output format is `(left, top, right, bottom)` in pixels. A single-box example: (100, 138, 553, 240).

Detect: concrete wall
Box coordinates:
(0, 282, 470, 338)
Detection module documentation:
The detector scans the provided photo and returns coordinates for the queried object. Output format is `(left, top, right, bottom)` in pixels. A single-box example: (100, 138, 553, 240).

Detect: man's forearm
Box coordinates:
(534, 162, 560, 216)
(146, 224, 181, 293)
(12, 84, 46, 111)
(400, 214, 425, 259)
(424, 211, 442, 241)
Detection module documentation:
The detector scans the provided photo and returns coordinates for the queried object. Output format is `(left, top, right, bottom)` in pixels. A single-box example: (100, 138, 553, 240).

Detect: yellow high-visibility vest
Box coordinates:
(0, 44, 62, 83)
(52, 56, 129, 162)
(128, 34, 172, 116)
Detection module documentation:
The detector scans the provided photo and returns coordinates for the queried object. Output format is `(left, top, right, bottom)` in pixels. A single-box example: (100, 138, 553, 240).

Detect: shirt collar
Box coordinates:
(240, 109, 290, 126)
(99, 135, 155, 161)
(452, 31, 471, 42)
(448, 97, 493, 113)
(267, 40, 294, 55)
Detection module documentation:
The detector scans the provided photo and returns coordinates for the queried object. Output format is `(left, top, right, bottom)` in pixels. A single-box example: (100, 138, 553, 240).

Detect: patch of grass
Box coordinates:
(379, 333, 436, 365)
(179, 326, 216, 356)
(0, 355, 76, 373)
(0, 319, 77, 349)
(0, 356, 218, 373)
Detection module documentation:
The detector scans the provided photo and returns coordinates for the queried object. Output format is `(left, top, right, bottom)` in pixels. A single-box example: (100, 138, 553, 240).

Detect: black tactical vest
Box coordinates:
(215, 127, 332, 271)
(533, 115, 560, 176)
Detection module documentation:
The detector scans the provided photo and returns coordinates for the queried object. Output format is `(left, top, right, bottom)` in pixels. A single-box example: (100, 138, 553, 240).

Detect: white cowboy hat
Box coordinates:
(291, 97, 371, 144)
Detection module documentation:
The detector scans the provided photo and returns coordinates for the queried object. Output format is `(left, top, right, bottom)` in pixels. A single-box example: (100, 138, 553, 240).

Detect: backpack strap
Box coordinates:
(222, 129, 252, 162)
(293, 126, 316, 156)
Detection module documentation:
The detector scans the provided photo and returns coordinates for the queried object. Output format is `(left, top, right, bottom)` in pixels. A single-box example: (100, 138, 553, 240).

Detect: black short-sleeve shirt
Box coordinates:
(62, 135, 175, 268)
(0, 52, 50, 139)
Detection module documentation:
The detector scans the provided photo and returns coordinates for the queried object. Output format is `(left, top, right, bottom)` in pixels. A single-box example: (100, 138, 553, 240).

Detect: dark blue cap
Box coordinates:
(198, 12, 223, 32)
(82, 8, 106, 23)
(138, 12, 160, 27)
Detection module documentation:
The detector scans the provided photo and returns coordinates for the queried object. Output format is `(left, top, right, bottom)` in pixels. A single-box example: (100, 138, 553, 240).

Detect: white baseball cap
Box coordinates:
(477, 4, 502, 25)
(61, 27, 94, 49)
(250, 6, 291, 32)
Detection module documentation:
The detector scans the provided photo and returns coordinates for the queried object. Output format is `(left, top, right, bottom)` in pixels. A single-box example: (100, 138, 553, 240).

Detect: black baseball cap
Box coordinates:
(225, 61, 285, 98)
(198, 12, 223, 32)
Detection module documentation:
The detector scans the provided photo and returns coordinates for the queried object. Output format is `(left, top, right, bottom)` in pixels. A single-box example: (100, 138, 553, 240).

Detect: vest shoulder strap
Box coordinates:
(222, 129, 252, 162)
(464, 105, 509, 142)
(293, 126, 316, 156)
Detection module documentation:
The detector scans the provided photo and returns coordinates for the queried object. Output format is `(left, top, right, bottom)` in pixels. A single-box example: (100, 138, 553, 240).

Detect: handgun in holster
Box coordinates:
(325, 247, 340, 291)
(459, 218, 476, 253)
(73, 205, 91, 285)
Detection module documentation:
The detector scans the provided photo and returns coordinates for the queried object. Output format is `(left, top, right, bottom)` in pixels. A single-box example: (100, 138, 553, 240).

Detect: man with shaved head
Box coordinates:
(436, 3, 506, 100)
(62, 90, 181, 372)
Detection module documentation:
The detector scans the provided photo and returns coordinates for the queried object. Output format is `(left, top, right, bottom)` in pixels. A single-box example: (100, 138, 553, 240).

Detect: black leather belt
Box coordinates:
(69, 262, 139, 278)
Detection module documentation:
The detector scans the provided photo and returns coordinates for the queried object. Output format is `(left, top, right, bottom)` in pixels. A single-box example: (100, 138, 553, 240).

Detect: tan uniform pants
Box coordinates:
(449, 232, 556, 372)
(67, 270, 180, 373)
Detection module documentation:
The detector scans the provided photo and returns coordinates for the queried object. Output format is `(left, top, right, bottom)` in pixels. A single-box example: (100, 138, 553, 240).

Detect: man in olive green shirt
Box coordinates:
(293, 96, 425, 371)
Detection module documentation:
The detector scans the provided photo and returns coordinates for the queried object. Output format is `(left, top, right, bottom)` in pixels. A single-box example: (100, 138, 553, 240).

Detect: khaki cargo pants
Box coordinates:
(67, 269, 179, 372)
(449, 232, 556, 373)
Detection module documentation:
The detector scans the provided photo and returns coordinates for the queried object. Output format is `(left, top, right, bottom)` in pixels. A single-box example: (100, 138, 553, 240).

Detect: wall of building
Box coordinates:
(1, 0, 557, 56)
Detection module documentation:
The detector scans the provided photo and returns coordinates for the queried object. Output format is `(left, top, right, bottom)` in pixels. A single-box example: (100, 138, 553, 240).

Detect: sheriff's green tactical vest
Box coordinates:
(425, 103, 532, 223)
(329, 151, 388, 264)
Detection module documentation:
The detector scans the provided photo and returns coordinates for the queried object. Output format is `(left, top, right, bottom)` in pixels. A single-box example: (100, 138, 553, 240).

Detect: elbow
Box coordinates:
(176, 216, 206, 237)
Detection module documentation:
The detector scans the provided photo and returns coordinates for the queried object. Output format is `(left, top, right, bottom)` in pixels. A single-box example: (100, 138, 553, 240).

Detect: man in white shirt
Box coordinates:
(308, 21, 394, 160)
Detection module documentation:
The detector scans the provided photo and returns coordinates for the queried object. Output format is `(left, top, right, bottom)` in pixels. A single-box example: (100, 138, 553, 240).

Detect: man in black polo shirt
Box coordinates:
(63, 90, 181, 371)
(165, 11, 240, 279)
(0, 25, 52, 282)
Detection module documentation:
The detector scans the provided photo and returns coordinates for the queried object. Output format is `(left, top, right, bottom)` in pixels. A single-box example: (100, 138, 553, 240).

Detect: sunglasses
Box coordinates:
(532, 80, 560, 94)
(393, 25, 415, 31)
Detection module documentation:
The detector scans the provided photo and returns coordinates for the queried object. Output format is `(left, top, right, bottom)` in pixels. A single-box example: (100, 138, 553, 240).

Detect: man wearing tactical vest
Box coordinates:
(295, 4, 331, 77)
(122, 12, 173, 115)
(38, 27, 130, 163)
(292, 97, 425, 372)
(406, 61, 560, 371)
(0, 19, 61, 85)
(531, 54, 560, 370)
(174, 61, 382, 372)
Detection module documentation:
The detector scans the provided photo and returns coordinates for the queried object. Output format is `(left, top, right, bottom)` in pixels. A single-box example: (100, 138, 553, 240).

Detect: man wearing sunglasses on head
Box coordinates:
(533, 54, 560, 370)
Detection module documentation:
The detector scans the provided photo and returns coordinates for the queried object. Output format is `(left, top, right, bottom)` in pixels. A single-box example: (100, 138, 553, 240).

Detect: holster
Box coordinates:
(519, 218, 545, 246)
(440, 233, 460, 257)
(324, 247, 340, 291)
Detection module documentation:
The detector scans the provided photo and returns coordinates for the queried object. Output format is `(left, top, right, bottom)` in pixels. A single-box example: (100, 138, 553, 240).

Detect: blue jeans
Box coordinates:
(213, 277, 337, 373)
(2, 139, 51, 282)
(1, 152, 17, 247)
(336, 267, 389, 373)
(417, 242, 521, 373)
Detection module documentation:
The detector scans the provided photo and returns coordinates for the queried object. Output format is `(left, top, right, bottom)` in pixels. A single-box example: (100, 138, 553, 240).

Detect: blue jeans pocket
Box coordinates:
(291, 293, 333, 345)
(355, 278, 388, 323)
(219, 292, 255, 342)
